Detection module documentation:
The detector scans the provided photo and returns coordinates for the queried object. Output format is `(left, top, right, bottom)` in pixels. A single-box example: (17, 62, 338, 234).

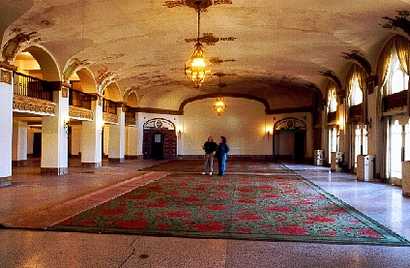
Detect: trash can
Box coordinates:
(313, 150, 324, 166)
(357, 155, 375, 181)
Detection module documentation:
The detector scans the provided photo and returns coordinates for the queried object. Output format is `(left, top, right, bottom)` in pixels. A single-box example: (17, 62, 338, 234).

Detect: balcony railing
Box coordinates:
(103, 99, 118, 115)
(13, 72, 54, 101)
(69, 88, 92, 110)
(383, 90, 407, 112)
(327, 111, 336, 123)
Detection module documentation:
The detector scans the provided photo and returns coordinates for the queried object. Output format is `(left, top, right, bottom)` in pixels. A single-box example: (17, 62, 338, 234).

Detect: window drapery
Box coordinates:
(346, 63, 367, 123)
(395, 36, 410, 115)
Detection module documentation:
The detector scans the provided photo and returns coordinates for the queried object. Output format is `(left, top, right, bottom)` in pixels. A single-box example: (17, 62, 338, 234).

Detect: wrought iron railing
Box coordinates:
(13, 72, 54, 101)
(69, 88, 92, 110)
(103, 99, 118, 115)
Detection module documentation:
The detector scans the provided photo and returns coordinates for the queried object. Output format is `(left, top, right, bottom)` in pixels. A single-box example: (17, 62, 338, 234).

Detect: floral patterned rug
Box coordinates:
(52, 172, 410, 246)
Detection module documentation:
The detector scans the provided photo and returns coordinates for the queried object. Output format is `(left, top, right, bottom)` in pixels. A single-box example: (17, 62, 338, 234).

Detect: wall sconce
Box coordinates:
(63, 118, 70, 134)
(177, 129, 183, 138)
(97, 118, 105, 131)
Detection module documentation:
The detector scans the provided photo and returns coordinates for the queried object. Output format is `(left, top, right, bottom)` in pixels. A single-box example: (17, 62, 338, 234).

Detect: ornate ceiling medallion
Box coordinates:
(184, 1, 211, 88)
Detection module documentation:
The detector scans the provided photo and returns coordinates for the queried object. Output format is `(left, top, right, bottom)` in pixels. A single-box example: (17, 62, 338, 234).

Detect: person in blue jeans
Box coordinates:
(216, 136, 230, 176)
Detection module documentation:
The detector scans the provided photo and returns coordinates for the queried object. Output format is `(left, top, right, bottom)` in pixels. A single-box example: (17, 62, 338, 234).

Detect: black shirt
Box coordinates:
(203, 141, 218, 154)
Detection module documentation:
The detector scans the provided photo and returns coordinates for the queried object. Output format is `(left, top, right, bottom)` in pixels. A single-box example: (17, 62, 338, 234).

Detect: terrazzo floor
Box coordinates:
(1, 161, 410, 267)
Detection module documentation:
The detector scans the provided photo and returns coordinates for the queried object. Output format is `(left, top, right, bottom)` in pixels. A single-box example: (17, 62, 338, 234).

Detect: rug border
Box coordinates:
(49, 163, 410, 247)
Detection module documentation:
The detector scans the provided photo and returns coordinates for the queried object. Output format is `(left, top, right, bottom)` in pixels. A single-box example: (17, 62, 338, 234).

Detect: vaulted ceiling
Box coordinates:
(1, 0, 409, 111)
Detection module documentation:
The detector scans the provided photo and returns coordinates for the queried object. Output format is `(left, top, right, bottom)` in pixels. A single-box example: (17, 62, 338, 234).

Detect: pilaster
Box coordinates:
(41, 87, 69, 175)
(108, 106, 126, 161)
(81, 97, 103, 167)
(0, 68, 13, 185)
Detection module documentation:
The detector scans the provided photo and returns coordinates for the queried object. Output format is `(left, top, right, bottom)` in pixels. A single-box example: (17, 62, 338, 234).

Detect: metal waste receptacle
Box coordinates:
(313, 150, 324, 166)
(357, 155, 375, 181)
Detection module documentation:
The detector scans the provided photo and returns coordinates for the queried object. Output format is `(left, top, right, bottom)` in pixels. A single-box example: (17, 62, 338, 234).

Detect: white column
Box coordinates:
(0, 69, 13, 183)
(81, 98, 103, 167)
(109, 106, 125, 161)
(12, 120, 28, 162)
(41, 88, 69, 175)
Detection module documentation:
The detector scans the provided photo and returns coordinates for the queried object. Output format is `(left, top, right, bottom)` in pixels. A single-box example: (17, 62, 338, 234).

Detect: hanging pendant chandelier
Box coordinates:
(213, 97, 227, 116)
(185, 2, 210, 88)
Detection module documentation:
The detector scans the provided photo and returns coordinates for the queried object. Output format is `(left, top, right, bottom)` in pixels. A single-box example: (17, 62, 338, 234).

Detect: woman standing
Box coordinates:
(216, 136, 230, 176)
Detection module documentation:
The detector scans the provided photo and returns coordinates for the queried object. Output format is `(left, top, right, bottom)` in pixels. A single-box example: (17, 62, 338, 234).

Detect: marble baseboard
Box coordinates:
(41, 167, 69, 176)
(125, 155, 143, 160)
(108, 158, 125, 163)
(81, 162, 102, 168)
(0, 177, 12, 188)
(12, 160, 30, 167)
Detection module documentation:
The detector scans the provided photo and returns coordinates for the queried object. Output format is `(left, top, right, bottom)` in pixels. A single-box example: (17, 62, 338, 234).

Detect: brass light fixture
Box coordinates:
(213, 97, 227, 116)
(185, 1, 210, 88)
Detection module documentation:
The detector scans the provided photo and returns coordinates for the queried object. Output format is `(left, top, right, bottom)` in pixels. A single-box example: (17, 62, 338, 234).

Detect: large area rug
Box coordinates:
(52, 167, 409, 246)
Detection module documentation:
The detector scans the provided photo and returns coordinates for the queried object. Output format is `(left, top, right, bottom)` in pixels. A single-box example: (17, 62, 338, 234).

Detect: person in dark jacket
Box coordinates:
(202, 136, 218, 175)
(216, 136, 230, 176)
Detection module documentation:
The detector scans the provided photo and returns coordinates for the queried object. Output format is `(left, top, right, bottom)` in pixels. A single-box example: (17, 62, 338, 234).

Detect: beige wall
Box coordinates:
(70, 125, 81, 156)
(182, 98, 272, 156)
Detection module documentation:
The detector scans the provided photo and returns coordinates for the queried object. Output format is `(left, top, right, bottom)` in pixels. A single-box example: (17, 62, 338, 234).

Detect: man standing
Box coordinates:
(202, 136, 218, 175)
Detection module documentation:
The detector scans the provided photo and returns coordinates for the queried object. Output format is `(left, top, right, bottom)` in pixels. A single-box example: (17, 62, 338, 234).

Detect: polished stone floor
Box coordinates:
(1, 160, 410, 268)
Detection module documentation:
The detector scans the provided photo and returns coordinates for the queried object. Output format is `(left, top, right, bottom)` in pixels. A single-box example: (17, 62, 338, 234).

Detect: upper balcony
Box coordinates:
(13, 72, 56, 116)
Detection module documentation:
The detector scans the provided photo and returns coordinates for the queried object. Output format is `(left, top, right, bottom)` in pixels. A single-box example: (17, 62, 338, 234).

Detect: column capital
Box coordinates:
(0, 61, 17, 72)
(0, 69, 13, 84)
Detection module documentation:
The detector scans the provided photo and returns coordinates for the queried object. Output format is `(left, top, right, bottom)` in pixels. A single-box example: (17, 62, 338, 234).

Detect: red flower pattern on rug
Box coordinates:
(54, 172, 409, 246)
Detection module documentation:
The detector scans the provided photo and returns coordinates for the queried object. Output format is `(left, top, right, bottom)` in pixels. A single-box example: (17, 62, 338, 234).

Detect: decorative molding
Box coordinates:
(2, 32, 40, 63)
(103, 112, 119, 125)
(268, 106, 314, 115)
(133, 95, 314, 116)
(382, 11, 410, 37)
(69, 106, 94, 121)
(319, 70, 342, 90)
(143, 118, 176, 130)
(179, 93, 272, 114)
(0, 62, 17, 72)
(163, 0, 232, 10)
(132, 107, 183, 115)
(0, 69, 12, 84)
(13, 95, 56, 115)
(185, 33, 237, 46)
(63, 58, 90, 81)
(274, 117, 307, 131)
(342, 50, 372, 75)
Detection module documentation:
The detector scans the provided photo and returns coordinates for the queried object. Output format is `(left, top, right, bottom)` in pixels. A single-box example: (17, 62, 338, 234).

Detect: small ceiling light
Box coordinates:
(213, 97, 227, 116)
(185, 1, 210, 88)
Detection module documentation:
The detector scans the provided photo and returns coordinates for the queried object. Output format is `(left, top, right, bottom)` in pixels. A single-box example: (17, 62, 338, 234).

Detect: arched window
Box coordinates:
(349, 77, 363, 106)
(387, 52, 409, 95)
(327, 88, 337, 113)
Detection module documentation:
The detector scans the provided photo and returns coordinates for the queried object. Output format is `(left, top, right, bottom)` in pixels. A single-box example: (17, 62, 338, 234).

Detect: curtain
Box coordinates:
(346, 64, 367, 123)
(395, 36, 410, 115)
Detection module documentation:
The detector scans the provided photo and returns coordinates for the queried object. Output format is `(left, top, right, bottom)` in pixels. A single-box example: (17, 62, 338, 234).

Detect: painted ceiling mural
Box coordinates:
(1, 0, 410, 110)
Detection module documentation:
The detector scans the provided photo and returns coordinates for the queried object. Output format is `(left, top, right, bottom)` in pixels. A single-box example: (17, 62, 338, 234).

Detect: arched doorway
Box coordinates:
(273, 118, 307, 162)
(143, 118, 177, 160)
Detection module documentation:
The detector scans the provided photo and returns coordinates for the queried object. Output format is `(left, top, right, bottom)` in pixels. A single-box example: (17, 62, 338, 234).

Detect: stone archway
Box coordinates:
(142, 118, 177, 160)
